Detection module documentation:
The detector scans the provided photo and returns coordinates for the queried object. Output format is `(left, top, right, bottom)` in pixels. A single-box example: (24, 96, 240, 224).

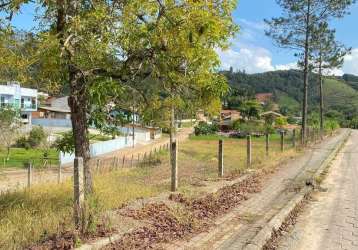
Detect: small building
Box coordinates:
(32, 96, 72, 127)
(220, 109, 241, 121)
(255, 93, 273, 105)
(119, 124, 162, 142)
(196, 110, 209, 123)
(34, 106, 71, 120)
(260, 111, 284, 118)
(0, 82, 38, 124)
(260, 111, 284, 125)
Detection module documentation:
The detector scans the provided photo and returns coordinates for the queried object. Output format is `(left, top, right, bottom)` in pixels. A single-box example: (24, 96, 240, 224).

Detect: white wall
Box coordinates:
(60, 136, 135, 165)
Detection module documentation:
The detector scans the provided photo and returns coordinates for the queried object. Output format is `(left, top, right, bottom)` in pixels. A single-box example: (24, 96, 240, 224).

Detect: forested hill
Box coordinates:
(221, 69, 358, 124)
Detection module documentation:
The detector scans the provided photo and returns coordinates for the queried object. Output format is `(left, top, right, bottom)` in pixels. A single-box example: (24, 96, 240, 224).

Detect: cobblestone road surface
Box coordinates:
(278, 129, 358, 250)
(163, 129, 349, 250)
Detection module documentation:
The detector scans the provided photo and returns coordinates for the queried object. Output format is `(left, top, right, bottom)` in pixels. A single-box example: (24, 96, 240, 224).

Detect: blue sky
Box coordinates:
(217, 0, 358, 75)
(4, 0, 358, 75)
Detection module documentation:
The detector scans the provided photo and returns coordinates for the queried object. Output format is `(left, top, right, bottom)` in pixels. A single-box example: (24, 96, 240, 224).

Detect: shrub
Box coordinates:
(348, 118, 358, 129)
(28, 127, 46, 147)
(232, 120, 267, 135)
(287, 116, 296, 124)
(194, 121, 219, 136)
(16, 136, 31, 150)
(324, 119, 340, 131)
(54, 131, 75, 154)
(275, 117, 288, 127)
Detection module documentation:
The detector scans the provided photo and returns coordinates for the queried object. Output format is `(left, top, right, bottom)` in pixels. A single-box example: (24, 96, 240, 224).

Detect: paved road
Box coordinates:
(278, 129, 358, 250)
(163, 129, 350, 250)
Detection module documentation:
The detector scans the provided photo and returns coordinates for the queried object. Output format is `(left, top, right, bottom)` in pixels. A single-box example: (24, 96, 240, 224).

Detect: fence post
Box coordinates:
(247, 135, 252, 167)
(171, 141, 178, 192)
(265, 133, 269, 157)
(96, 159, 100, 173)
(280, 130, 285, 152)
(299, 128, 303, 147)
(58, 164, 62, 184)
(292, 129, 296, 148)
(130, 154, 134, 168)
(112, 157, 115, 170)
(307, 127, 310, 144)
(73, 157, 84, 229)
(27, 162, 32, 188)
(122, 155, 126, 168)
(115, 157, 120, 169)
(137, 153, 140, 165)
(218, 139, 224, 177)
(143, 152, 147, 166)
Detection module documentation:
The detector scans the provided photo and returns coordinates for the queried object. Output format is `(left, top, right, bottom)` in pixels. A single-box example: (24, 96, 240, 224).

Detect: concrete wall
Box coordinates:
(118, 126, 151, 142)
(60, 136, 135, 165)
(32, 118, 72, 128)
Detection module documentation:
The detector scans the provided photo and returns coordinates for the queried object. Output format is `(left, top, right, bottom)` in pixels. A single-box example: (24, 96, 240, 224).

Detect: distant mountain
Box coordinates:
(221, 69, 358, 123)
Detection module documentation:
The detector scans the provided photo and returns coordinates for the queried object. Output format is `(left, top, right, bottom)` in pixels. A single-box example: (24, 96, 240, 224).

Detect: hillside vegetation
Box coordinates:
(222, 70, 358, 126)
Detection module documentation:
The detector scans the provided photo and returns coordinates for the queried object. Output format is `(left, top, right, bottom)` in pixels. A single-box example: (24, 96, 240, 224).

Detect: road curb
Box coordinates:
(243, 129, 351, 250)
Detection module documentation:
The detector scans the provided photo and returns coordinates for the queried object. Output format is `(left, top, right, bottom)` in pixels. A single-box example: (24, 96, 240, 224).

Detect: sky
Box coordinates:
(217, 0, 358, 75)
(4, 0, 358, 75)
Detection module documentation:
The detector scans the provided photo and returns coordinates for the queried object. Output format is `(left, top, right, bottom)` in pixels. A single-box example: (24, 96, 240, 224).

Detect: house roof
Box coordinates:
(38, 106, 71, 113)
(255, 93, 273, 103)
(260, 111, 283, 117)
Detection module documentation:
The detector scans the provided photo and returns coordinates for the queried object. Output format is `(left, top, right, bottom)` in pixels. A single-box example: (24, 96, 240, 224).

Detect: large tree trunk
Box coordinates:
(68, 67, 93, 196)
(169, 104, 176, 146)
(302, 0, 311, 145)
(318, 50, 324, 136)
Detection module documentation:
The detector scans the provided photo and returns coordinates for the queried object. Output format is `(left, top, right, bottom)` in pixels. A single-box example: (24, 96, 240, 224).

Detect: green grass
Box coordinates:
(189, 134, 232, 141)
(0, 133, 298, 249)
(0, 148, 59, 169)
(323, 78, 358, 110)
(276, 90, 300, 111)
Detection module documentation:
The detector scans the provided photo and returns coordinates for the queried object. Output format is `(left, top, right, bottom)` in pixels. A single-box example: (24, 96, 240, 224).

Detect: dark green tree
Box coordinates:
(265, 0, 354, 144)
(311, 22, 350, 134)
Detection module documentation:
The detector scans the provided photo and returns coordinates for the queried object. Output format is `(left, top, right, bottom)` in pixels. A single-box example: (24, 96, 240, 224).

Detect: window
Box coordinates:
(21, 98, 24, 108)
(31, 97, 36, 109)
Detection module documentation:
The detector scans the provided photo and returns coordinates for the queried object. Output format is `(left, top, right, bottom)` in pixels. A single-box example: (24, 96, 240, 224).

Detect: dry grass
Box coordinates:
(0, 134, 298, 249)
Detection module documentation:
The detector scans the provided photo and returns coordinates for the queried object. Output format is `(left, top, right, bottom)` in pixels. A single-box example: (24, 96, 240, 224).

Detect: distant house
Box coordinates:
(255, 93, 273, 105)
(220, 109, 241, 121)
(220, 109, 241, 129)
(0, 82, 38, 124)
(260, 111, 285, 125)
(197, 110, 209, 123)
(260, 111, 283, 118)
(32, 96, 72, 127)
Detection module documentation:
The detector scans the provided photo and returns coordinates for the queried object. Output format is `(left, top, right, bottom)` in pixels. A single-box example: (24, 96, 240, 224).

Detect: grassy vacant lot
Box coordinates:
(0, 148, 59, 169)
(0, 134, 297, 249)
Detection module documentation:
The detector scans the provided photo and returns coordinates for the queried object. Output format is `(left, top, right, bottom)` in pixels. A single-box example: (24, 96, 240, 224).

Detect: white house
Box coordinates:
(0, 82, 38, 124)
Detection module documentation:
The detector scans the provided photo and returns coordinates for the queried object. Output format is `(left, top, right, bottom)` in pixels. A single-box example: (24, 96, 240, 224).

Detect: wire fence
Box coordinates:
(0, 127, 331, 193)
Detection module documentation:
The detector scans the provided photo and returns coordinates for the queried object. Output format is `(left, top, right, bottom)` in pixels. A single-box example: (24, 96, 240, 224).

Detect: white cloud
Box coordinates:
(342, 48, 358, 75)
(216, 47, 297, 74)
(217, 46, 358, 76)
(275, 62, 298, 71)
